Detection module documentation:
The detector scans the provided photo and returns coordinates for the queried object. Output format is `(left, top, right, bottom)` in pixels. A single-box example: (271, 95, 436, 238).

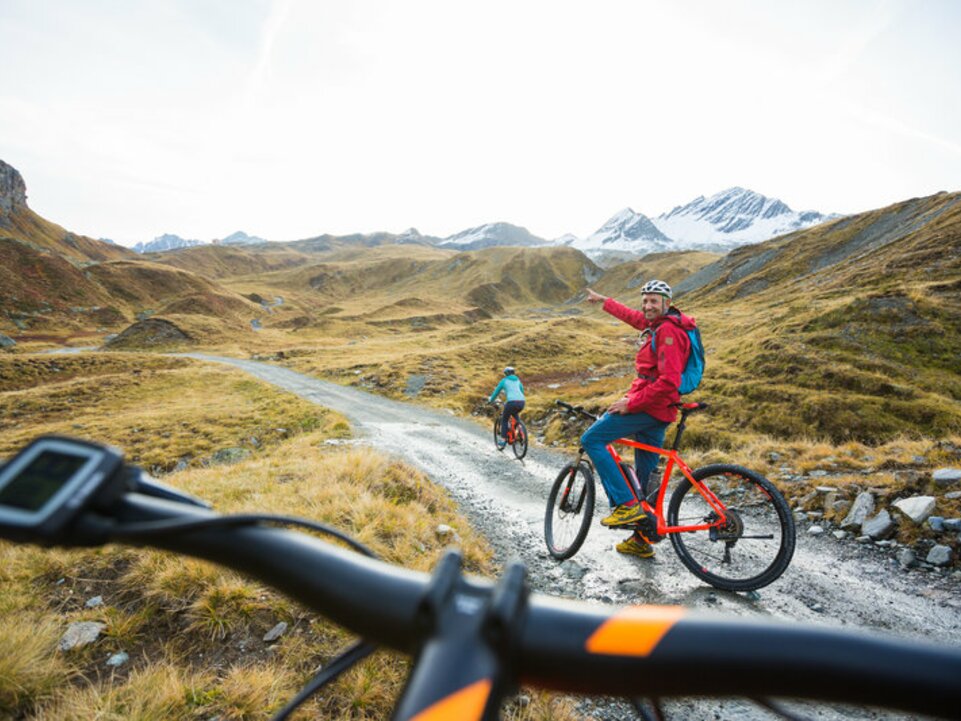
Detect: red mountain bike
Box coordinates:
(491, 401, 528, 460)
(545, 400, 796, 592)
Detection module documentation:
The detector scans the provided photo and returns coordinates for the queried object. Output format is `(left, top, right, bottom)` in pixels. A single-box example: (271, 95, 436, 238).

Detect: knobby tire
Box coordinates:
(545, 461, 595, 560)
(512, 420, 528, 460)
(666, 464, 795, 591)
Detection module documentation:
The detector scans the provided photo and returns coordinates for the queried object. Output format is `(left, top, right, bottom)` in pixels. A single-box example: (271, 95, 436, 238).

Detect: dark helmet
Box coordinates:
(503, 366, 516, 376)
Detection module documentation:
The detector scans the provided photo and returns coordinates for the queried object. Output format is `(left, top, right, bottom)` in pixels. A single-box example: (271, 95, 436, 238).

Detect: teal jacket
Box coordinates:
(489, 374, 525, 403)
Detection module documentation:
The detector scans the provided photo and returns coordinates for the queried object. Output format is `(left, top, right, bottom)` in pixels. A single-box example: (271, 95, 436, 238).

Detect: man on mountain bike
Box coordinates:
(489, 366, 526, 450)
(583, 280, 697, 558)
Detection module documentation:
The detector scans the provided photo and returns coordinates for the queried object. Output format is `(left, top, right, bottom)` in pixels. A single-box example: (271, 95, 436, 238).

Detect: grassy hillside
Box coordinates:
(146, 243, 316, 279)
(0, 351, 575, 720)
(0, 206, 134, 264)
(671, 191, 961, 443)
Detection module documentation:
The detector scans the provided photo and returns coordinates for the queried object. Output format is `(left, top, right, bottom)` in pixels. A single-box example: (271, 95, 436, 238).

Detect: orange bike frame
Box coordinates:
(605, 438, 728, 537)
(505, 416, 518, 444)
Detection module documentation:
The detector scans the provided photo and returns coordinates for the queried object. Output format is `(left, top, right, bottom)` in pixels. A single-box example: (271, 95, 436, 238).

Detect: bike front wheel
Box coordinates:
(545, 461, 595, 560)
(667, 464, 796, 592)
(512, 420, 528, 459)
(492, 417, 506, 450)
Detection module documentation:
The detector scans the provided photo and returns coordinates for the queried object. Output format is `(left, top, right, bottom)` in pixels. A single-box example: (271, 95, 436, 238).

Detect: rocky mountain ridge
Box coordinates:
(133, 230, 268, 254)
(0, 159, 28, 216)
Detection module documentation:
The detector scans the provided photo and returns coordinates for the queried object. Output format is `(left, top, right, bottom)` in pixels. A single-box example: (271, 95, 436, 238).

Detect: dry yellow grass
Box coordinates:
(0, 393, 580, 720)
(0, 352, 346, 471)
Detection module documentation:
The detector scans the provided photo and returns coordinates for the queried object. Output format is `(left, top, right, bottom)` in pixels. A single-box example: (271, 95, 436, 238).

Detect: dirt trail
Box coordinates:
(185, 353, 961, 719)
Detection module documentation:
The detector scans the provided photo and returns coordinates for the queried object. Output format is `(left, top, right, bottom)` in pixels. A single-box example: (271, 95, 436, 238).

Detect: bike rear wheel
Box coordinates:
(667, 464, 795, 592)
(545, 461, 595, 560)
(512, 420, 528, 459)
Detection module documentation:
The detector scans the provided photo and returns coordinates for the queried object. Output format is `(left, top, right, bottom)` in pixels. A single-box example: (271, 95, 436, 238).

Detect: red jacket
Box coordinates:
(602, 297, 697, 423)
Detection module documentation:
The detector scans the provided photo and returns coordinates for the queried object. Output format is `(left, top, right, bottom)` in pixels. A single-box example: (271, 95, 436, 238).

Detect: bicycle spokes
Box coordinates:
(667, 465, 795, 592)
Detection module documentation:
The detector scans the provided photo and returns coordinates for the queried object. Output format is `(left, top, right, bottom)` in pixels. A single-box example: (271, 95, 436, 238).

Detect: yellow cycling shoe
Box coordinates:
(600, 503, 647, 527)
(616, 536, 655, 558)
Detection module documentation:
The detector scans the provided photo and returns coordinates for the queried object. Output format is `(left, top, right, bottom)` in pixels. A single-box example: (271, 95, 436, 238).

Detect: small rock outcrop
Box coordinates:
(0, 159, 28, 215)
(841, 491, 875, 530)
(104, 318, 192, 348)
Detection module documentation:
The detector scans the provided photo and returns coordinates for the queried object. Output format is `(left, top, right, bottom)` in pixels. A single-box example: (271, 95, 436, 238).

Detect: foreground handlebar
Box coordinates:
(78, 492, 961, 719)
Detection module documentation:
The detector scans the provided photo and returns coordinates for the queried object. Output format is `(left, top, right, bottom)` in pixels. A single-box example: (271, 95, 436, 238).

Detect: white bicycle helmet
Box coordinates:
(640, 279, 672, 300)
(503, 366, 516, 376)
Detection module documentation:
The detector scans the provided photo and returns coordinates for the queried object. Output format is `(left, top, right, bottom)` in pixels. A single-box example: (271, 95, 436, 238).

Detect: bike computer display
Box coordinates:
(0, 436, 125, 543)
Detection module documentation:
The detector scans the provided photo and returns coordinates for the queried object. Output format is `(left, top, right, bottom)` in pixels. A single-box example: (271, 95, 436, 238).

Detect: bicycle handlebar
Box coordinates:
(4, 432, 961, 720)
(56, 475, 961, 719)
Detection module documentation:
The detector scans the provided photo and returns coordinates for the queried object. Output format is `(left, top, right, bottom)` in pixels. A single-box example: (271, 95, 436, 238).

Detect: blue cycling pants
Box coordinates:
(581, 411, 668, 507)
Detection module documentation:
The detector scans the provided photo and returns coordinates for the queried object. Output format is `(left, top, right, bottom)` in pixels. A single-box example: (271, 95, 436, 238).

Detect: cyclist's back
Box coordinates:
(489, 366, 526, 447)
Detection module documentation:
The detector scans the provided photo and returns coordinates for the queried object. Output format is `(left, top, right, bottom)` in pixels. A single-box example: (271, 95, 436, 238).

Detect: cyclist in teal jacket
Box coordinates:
(489, 366, 526, 450)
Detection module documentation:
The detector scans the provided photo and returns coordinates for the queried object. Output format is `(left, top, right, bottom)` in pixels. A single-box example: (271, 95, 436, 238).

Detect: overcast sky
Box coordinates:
(1, 0, 959, 246)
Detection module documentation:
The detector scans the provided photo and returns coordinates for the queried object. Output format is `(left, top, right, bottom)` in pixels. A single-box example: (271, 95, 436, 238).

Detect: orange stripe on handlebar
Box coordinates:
(409, 679, 492, 721)
(586, 605, 685, 656)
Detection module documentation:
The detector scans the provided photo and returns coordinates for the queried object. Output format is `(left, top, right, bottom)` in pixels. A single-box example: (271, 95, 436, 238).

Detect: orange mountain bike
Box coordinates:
(545, 400, 796, 591)
(491, 401, 528, 460)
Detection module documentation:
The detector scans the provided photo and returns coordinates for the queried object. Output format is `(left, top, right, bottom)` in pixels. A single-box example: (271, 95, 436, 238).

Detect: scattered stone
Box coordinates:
(808, 525, 824, 536)
(943, 518, 961, 532)
(815, 486, 835, 494)
(809, 470, 829, 478)
(435, 524, 461, 543)
(892, 496, 936, 524)
(547, 383, 560, 389)
(0, 333, 15, 348)
(926, 545, 953, 566)
(60, 621, 107, 651)
(563, 561, 588, 581)
(264, 622, 288, 643)
(945, 491, 961, 500)
(85, 595, 104, 609)
(841, 492, 875, 530)
(831, 499, 851, 514)
(404, 374, 427, 397)
(928, 516, 946, 532)
(106, 651, 129, 667)
(862, 509, 895, 540)
(768, 452, 782, 462)
(210, 447, 251, 465)
(857, 535, 872, 543)
(832, 530, 848, 540)
(933, 469, 961, 487)
(897, 548, 917, 568)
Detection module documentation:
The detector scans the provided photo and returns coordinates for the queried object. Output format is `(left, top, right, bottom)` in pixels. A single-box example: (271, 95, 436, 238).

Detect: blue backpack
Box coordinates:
(651, 324, 705, 395)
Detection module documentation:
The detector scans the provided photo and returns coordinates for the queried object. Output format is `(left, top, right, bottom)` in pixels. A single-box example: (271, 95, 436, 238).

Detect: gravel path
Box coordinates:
(183, 354, 961, 720)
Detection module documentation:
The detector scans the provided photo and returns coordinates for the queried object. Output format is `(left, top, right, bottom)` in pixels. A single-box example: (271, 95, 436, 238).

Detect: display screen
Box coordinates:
(0, 450, 89, 512)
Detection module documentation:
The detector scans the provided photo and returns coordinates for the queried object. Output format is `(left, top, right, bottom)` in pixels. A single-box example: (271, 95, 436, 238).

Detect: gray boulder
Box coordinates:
(892, 496, 936, 524)
(926, 545, 953, 566)
(933, 468, 961, 487)
(841, 492, 875, 530)
(59, 621, 106, 651)
(0, 333, 15, 348)
(862, 509, 895, 540)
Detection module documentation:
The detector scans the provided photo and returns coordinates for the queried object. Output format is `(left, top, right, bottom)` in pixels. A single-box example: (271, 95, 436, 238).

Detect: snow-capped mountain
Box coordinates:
(652, 187, 833, 249)
(218, 230, 267, 246)
(132, 233, 205, 253)
(439, 222, 548, 251)
(567, 208, 673, 254)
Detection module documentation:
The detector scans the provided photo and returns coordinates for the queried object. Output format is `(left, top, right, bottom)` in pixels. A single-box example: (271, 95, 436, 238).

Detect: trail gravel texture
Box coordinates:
(183, 354, 961, 720)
